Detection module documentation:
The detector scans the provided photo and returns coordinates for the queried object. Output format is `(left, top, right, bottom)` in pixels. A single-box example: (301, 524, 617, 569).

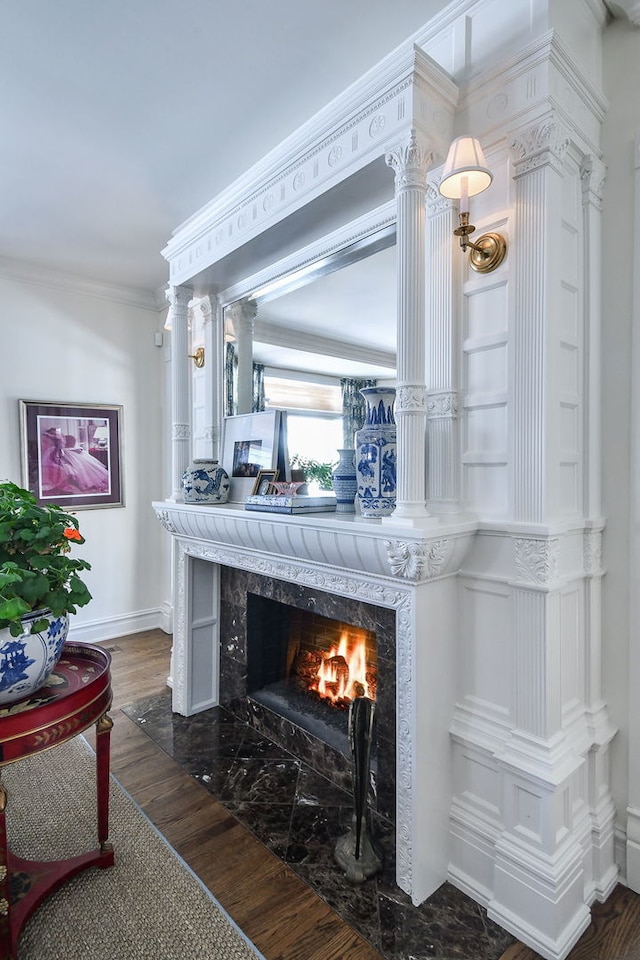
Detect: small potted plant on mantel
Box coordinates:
(0, 481, 92, 705)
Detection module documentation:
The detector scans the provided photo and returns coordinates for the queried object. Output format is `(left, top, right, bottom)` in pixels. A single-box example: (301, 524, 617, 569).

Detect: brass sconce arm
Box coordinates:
(454, 212, 507, 274)
(188, 346, 205, 368)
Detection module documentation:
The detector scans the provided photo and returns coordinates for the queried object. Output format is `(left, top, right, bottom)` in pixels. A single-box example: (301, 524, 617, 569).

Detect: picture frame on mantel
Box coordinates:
(221, 410, 289, 503)
(20, 400, 124, 509)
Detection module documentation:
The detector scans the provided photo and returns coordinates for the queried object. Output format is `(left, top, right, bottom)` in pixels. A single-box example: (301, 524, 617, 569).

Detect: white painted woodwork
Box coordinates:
(155, 3, 628, 958)
(166, 285, 192, 500)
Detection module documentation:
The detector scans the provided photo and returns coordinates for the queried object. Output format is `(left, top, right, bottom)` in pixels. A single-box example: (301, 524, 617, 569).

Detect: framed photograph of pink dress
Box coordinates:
(20, 400, 124, 509)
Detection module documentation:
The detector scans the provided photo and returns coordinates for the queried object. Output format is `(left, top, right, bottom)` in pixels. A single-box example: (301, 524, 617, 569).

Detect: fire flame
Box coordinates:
(311, 630, 372, 704)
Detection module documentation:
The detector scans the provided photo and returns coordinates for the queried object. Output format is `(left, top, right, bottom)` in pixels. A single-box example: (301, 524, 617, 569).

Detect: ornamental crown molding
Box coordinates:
(163, 45, 456, 285)
(0, 254, 159, 312)
(456, 30, 606, 159)
(606, 0, 640, 25)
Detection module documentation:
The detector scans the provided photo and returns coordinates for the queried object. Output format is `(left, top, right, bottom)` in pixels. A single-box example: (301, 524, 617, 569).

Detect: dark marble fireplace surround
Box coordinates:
(125, 561, 516, 959)
(219, 567, 397, 828)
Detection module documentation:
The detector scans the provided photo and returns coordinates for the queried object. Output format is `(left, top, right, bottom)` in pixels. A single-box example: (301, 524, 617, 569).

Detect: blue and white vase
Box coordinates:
(181, 459, 230, 504)
(355, 387, 397, 518)
(331, 449, 358, 514)
(0, 610, 69, 705)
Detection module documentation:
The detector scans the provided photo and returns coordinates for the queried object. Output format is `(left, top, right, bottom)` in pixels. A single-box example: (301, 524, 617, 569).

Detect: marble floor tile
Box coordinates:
(124, 692, 515, 960)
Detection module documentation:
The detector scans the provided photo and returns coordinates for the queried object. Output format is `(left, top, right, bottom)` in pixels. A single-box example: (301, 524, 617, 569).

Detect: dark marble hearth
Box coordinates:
(123, 691, 516, 960)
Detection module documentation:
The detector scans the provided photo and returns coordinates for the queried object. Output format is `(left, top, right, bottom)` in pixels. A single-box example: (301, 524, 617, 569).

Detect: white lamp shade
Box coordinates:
(438, 136, 493, 200)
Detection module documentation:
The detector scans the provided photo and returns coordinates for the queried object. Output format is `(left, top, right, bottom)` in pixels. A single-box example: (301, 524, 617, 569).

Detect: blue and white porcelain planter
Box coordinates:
(181, 459, 230, 504)
(355, 387, 397, 518)
(0, 610, 69, 705)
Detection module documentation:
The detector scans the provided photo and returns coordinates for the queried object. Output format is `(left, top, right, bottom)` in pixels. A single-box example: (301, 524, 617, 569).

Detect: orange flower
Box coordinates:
(63, 527, 83, 542)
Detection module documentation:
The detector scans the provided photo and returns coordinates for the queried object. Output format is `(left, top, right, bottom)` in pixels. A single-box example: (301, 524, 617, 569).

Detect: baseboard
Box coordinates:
(68, 608, 169, 645)
(488, 897, 591, 960)
(159, 600, 173, 635)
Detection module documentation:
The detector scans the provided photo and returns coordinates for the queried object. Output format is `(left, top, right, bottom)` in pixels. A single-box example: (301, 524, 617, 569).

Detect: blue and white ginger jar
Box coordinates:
(0, 610, 69, 705)
(181, 459, 230, 504)
(355, 387, 397, 518)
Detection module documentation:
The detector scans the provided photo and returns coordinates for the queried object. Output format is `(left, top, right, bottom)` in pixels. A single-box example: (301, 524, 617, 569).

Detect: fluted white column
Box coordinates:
(226, 301, 256, 415)
(511, 118, 569, 523)
(386, 130, 433, 520)
(167, 285, 192, 501)
(197, 296, 222, 461)
(580, 156, 606, 521)
(425, 181, 461, 513)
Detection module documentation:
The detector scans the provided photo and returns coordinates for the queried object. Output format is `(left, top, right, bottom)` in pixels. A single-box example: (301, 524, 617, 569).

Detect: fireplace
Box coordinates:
(219, 567, 396, 823)
(246, 593, 378, 753)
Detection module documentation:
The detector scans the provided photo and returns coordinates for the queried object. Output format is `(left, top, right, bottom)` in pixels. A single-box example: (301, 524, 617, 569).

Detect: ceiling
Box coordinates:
(0, 0, 445, 375)
(2, 0, 448, 299)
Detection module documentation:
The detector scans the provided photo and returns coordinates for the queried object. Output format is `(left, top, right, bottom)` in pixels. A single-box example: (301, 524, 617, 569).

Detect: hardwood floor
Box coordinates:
(106, 629, 384, 960)
(104, 629, 640, 960)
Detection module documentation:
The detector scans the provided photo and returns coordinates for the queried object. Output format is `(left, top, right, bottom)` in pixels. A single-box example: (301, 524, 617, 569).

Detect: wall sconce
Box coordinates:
(438, 136, 507, 274)
(188, 346, 205, 368)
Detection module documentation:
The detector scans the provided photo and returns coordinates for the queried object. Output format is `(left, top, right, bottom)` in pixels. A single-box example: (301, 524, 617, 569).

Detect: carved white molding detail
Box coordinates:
(385, 128, 434, 188)
(425, 180, 453, 217)
(581, 155, 607, 210)
(225, 300, 257, 325)
(369, 113, 386, 138)
(426, 391, 458, 419)
(172, 423, 191, 441)
(514, 538, 561, 585)
(584, 530, 603, 577)
(166, 285, 192, 311)
(396, 384, 427, 411)
(511, 119, 570, 175)
(164, 48, 457, 287)
(386, 539, 449, 581)
(195, 297, 214, 325)
(154, 508, 178, 534)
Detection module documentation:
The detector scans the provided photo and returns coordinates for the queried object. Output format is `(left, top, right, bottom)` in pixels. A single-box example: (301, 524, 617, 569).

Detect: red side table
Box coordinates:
(0, 642, 114, 960)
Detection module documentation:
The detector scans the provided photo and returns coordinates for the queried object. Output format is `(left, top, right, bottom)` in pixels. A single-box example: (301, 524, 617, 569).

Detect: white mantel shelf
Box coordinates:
(153, 500, 478, 583)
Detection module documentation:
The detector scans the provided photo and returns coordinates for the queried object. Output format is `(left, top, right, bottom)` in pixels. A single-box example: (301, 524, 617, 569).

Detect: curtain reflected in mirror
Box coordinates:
(340, 377, 377, 449)
(225, 341, 265, 415)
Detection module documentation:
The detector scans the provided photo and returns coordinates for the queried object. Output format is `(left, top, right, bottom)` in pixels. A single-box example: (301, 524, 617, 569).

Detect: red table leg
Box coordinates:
(95, 713, 113, 858)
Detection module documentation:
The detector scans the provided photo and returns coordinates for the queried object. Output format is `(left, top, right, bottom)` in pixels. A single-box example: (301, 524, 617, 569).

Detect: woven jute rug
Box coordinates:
(2, 735, 264, 960)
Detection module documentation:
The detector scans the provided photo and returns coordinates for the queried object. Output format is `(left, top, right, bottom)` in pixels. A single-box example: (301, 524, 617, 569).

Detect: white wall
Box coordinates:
(601, 16, 640, 841)
(0, 268, 170, 642)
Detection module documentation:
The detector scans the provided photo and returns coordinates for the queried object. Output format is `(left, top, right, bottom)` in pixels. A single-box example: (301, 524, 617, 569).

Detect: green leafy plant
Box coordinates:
(0, 482, 92, 636)
(290, 455, 336, 491)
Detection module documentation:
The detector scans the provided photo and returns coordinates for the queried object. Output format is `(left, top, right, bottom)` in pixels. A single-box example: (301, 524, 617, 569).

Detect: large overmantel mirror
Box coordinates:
(219, 203, 398, 474)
